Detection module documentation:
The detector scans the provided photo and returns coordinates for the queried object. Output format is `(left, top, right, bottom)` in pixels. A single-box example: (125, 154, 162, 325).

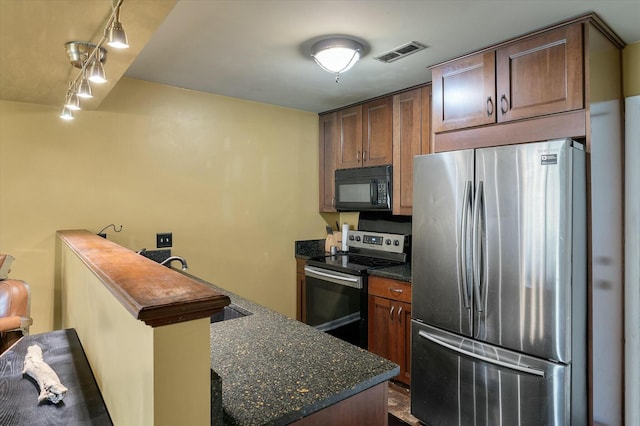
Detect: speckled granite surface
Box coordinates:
(183, 272, 399, 425)
(368, 263, 412, 282)
(294, 239, 326, 259)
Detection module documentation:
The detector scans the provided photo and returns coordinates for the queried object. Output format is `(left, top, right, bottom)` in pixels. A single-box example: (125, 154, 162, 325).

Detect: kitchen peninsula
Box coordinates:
(56, 230, 398, 425)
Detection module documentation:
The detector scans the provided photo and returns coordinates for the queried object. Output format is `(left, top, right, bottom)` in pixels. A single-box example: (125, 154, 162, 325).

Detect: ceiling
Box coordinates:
(2, 1, 639, 115)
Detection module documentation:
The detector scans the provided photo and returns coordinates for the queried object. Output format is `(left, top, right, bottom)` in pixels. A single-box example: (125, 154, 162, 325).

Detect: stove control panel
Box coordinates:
(347, 230, 408, 254)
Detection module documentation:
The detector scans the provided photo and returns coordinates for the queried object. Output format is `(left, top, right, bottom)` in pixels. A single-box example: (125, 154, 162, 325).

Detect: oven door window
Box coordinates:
(304, 273, 364, 347)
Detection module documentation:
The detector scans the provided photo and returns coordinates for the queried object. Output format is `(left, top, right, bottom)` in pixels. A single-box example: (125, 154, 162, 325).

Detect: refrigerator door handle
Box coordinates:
(418, 330, 545, 377)
(459, 180, 472, 309)
(472, 181, 484, 312)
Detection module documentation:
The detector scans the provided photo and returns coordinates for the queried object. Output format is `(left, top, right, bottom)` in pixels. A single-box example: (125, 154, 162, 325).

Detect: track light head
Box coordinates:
(107, 7, 129, 49)
(88, 58, 107, 83)
(64, 91, 81, 111)
(60, 106, 74, 120)
(76, 73, 93, 99)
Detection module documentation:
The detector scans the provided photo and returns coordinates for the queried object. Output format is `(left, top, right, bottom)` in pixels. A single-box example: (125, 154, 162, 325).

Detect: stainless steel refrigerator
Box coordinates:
(411, 139, 587, 425)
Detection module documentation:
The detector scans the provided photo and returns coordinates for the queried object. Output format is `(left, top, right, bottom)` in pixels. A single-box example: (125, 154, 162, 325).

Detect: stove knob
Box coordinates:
(394, 239, 400, 246)
(356, 236, 361, 242)
(349, 235, 355, 241)
(385, 239, 391, 245)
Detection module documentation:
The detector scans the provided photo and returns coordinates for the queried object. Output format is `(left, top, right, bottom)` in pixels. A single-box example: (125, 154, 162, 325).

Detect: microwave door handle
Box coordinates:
(370, 179, 378, 205)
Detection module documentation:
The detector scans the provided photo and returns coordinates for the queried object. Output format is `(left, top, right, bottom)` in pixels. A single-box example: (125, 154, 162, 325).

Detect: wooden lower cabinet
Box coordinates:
(292, 381, 388, 425)
(368, 276, 412, 386)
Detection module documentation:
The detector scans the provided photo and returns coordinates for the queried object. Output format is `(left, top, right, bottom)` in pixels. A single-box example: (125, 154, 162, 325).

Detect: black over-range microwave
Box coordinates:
(335, 165, 392, 211)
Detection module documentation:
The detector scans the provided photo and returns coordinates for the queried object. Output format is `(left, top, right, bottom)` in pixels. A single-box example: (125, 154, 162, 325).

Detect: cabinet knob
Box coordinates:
(500, 94, 509, 115)
(486, 97, 494, 117)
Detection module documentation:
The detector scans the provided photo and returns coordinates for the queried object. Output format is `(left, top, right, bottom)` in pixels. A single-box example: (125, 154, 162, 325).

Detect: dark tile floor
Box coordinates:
(388, 382, 421, 425)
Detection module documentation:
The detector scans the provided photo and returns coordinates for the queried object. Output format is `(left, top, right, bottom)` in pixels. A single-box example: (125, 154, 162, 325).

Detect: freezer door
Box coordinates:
(413, 150, 474, 336)
(474, 139, 581, 362)
(411, 321, 579, 426)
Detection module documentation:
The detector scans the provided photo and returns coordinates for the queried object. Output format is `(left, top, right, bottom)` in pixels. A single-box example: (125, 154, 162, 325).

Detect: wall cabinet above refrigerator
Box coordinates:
(430, 14, 623, 154)
(432, 24, 583, 134)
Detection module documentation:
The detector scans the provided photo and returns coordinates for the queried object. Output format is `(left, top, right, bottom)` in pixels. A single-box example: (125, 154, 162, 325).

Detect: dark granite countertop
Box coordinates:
(294, 239, 326, 259)
(182, 271, 399, 425)
(368, 263, 412, 283)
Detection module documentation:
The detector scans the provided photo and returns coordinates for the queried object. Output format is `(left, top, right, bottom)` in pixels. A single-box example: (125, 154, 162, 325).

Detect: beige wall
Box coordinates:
(0, 78, 326, 333)
(623, 41, 640, 97)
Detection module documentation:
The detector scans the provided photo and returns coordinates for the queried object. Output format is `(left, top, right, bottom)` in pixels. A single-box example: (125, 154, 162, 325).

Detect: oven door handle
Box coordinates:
(304, 266, 363, 289)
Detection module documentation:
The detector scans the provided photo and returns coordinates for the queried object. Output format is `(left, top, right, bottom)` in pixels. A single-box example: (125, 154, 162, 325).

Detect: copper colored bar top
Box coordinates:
(57, 229, 229, 327)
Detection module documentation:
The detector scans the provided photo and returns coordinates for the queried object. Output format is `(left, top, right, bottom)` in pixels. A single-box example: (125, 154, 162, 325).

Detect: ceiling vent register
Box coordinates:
(374, 41, 429, 63)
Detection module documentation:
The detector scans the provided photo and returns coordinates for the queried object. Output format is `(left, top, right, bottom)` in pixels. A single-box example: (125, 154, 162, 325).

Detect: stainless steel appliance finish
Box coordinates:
(347, 229, 409, 255)
(304, 214, 411, 349)
(411, 139, 587, 425)
(303, 265, 365, 346)
(334, 165, 392, 211)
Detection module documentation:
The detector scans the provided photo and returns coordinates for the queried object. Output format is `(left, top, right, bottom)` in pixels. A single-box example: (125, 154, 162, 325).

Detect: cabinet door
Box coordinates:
(368, 295, 394, 361)
(393, 86, 431, 216)
(396, 301, 411, 386)
(319, 112, 338, 212)
(363, 97, 393, 167)
(496, 24, 583, 122)
(421, 84, 432, 154)
(337, 105, 363, 169)
(432, 51, 496, 132)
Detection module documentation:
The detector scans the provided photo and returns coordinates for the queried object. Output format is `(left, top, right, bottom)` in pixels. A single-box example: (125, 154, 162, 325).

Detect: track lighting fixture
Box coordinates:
(64, 82, 81, 111)
(60, 107, 74, 121)
(107, 5, 129, 49)
(76, 71, 93, 99)
(59, 0, 129, 121)
(88, 57, 107, 84)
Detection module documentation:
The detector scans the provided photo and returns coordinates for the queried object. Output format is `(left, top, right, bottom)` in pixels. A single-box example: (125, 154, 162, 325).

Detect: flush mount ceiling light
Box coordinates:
(311, 37, 363, 83)
(59, 0, 129, 121)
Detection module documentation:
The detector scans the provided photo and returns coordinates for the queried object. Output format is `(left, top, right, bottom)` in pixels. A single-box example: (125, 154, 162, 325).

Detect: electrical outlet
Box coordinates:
(156, 232, 172, 248)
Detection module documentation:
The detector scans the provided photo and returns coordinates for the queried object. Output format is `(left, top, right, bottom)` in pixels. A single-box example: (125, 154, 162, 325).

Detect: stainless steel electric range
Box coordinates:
(303, 215, 411, 349)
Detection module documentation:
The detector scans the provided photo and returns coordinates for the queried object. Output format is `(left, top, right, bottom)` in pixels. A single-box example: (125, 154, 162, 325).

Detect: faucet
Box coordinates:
(160, 256, 189, 271)
(136, 248, 147, 255)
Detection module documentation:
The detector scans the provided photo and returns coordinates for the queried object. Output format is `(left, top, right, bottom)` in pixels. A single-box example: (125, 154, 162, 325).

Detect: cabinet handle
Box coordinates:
(362, 150, 367, 162)
(486, 97, 494, 116)
(357, 150, 362, 163)
(500, 94, 509, 115)
(389, 288, 404, 294)
(397, 306, 403, 322)
(389, 305, 395, 320)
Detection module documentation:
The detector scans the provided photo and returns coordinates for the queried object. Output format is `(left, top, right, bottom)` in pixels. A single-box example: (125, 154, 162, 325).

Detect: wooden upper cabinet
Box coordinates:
(432, 23, 584, 135)
(432, 51, 496, 133)
(496, 23, 583, 122)
(319, 112, 338, 212)
(392, 85, 431, 216)
(337, 105, 363, 169)
(336, 99, 393, 169)
(363, 97, 393, 167)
